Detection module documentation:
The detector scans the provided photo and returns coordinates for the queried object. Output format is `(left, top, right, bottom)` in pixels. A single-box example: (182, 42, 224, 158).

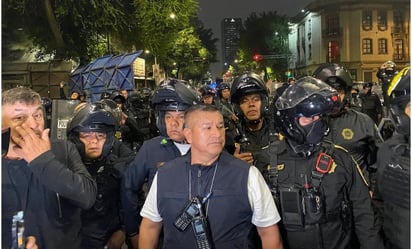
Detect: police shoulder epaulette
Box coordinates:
(333, 144, 369, 187)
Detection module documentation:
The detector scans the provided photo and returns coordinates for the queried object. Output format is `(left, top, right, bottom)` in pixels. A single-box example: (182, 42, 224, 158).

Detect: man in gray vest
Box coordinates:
(139, 105, 283, 249)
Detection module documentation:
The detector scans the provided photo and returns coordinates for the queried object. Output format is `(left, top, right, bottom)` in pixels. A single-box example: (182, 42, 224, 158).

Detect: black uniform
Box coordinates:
(265, 139, 383, 249)
(326, 107, 383, 191)
(81, 140, 135, 249)
(360, 91, 382, 125)
(121, 136, 187, 237)
(374, 133, 410, 249)
(225, 118, 277, 172)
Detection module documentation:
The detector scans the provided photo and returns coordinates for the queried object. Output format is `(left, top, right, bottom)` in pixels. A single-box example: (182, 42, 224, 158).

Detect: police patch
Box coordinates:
(341, 128, 354, 140)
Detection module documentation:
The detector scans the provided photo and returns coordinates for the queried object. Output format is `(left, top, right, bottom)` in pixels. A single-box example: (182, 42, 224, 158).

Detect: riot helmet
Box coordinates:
(363, 82, 373, 88)
(313, 63, 353, 92)
(230, 72, 269, 119)
(199, 84, 216, 97)
(377, 60, 397, 80)
(110, 90, 126, 104)
(217, 82, 231, 99)
(151, 79, 200, 136)
(386, 66, 410, 135)
(66, 103, 116, 159)
(275, 76, 339, 157)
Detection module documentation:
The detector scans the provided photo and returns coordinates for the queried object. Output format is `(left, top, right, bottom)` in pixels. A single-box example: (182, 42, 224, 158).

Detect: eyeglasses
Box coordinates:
(79, 132, 107, 141)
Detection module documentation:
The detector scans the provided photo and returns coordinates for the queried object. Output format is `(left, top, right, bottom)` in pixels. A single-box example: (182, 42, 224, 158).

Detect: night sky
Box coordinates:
(197, 0, 310, 77)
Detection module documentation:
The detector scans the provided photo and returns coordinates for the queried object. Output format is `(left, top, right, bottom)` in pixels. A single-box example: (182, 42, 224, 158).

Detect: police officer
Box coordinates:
(313, 63, 383, 192)
(350, 85, 363, 112)
(227, 72, 277, 169)
(226, 72, 278, 249)
(66, 102, 135, 249)
(199, 84, 217, 105)
(139, 104, 283, 249)
(376, 60, 398, 115)
(128, 91, 157, 141)
(110, 90, 145, 152)
(374, 67, 410, 249)
(121, 79, 200, 249)
(360, 82, 383, 125)
(268, 76, 383, 249)
(215, 82, 238, 131)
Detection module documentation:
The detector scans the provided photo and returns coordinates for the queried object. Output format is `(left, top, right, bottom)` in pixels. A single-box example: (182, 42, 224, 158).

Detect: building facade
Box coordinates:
(221, 18, 242, 71)
(288, 0, 410, 82)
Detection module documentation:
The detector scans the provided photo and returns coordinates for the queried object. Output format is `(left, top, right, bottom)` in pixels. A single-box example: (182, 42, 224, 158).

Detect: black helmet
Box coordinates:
(363, 82, 373, 88)
(275, 76, 339, 156)
(110, 90, 126, 104)
(151, 79, 200, 136)
(100, 91, 111, 100)
(217, 82, 231, 98)
(66, 103, 116, 159)
(383, 60, 396, 75)
(230, 72, 269, 119)
(387, 66, 410, 135)
(313, 63, 353, 92)
(199, 85, 216, 97)
(98, 99, 122, 129)
(377, 60, 397, 81)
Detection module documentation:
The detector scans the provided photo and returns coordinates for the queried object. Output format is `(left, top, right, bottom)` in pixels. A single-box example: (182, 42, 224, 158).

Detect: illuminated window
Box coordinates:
(378, 39, 388, 54)
(328, 41, 340, 62)
(362, 39, 373, 54)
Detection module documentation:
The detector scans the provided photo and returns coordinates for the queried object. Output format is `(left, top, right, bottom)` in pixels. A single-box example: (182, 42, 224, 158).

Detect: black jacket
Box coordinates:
(265, 139, 383, 249)
(2, 140, 97, 249)
(326, 108, 383, 191)
(374, 133, 410, 249)
(81, 139, 135, 249)
(121, 136, 184, 237)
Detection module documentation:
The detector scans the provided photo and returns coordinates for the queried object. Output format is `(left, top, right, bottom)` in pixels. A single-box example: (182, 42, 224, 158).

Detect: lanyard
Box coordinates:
(188, 162, 218, 217)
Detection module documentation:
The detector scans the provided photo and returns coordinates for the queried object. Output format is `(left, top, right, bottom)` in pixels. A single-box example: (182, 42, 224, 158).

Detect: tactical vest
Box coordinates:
(380, 141, 410, 248)
(265, 140, 358, 249)
(157, 151, 252, 249)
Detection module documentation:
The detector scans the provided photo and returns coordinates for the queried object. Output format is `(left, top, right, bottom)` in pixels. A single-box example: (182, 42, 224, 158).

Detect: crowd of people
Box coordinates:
(2, 61, 409, 249)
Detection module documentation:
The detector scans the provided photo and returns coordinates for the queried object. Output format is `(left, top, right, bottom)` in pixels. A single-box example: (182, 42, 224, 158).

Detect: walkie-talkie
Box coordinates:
(191, 201, 214, 249)
(174, 197, 201, 231)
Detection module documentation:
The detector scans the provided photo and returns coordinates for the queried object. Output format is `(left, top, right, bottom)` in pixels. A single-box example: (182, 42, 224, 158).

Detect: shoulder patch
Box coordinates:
(328, 161, 337, 174)
(341, 128, 354, 140)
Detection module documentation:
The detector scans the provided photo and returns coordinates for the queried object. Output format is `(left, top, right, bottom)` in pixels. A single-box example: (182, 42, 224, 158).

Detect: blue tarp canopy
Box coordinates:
(70, 50, 143, 102)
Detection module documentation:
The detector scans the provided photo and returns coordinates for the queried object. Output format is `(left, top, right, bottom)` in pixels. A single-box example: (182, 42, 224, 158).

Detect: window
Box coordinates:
(394, 39, 404, 60)
(349, 69, 357, 81)
(362, 39, 373, 54)
(362, 10, 372, 31)
(378, 39, 388, 54)
(377, 11, 387, 31)
(393, 9, 404, 33)
(328, 41, 340, 62)
(326, 15, 340, 35)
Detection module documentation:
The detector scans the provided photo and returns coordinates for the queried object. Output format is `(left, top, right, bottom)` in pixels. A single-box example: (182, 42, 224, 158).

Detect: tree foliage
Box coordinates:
(236, 11, 291, 81)
(2, 0, 218, 80)
(135, 0, 199, 66)
(3, 0, 137, 64)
